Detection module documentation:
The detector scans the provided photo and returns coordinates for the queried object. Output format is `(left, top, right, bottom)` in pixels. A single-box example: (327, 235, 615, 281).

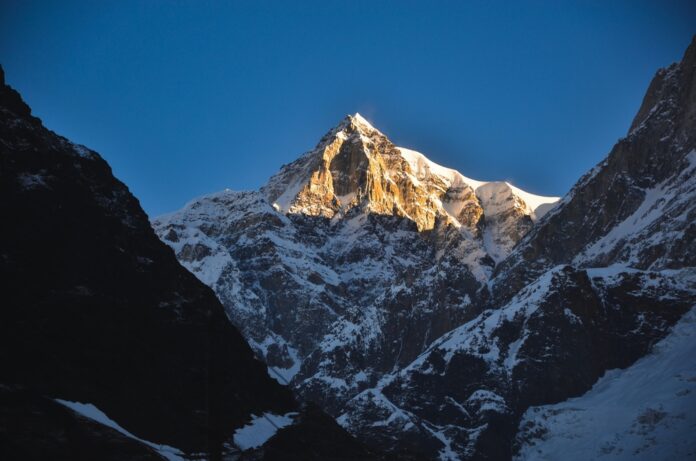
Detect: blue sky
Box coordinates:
(1, 1, 695, 216)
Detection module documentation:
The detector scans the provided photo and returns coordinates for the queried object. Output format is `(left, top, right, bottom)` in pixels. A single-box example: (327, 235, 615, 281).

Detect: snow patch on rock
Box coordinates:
(232, 412, 298, 450)
(55, 399, 186, 461)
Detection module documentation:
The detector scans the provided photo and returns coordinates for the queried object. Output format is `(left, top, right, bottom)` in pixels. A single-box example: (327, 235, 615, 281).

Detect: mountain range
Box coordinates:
(2, 36, 695, 461)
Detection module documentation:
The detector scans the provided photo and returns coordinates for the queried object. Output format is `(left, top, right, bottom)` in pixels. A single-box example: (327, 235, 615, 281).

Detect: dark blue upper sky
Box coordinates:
(2, 1, 695, 216)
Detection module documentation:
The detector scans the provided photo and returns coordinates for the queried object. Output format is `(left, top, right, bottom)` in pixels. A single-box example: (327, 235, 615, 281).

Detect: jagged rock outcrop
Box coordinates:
(340, 266, 695, 459)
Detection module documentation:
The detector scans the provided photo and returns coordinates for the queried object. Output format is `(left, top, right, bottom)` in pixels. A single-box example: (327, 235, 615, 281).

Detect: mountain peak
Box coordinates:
(331, 112, 382, 138)
(350, 112, 377, 131)
(262, 114, 558, 236)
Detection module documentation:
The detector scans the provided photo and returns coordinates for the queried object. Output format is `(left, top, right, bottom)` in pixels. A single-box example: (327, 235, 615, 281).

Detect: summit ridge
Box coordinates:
(262, 113, 558, 242)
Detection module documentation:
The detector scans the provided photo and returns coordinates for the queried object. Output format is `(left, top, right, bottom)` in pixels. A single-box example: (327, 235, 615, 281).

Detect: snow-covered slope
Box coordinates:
(338, 266, 696, 460)
(516, 306, 696, 461)
(396, 146, 557, 221)
(394, 146, 558, 261)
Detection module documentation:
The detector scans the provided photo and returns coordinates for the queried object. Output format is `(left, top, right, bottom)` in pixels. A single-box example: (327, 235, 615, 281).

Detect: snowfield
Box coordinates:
(516, 306, 696, 460)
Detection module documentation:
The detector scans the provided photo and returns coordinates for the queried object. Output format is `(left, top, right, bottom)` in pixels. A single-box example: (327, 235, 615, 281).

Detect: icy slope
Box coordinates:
(516, 306, 696, 461)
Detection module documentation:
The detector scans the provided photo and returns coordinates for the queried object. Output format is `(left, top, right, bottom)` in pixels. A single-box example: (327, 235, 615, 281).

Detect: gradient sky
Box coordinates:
(1, 1, 695, 216)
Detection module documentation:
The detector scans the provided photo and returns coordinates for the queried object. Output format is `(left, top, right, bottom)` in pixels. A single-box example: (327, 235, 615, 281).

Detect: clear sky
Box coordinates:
(1, 1, 695, 216)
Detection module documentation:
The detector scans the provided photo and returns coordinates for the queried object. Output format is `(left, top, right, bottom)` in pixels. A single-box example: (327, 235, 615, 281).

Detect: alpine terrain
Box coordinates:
(155, 37, 696, 460)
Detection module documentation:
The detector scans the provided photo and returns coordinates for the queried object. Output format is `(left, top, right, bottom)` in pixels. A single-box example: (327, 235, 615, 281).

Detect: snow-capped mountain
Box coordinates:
(153, 111, 559, 412)
(154, 37, 696, 460)
(262, 112, 557, 260)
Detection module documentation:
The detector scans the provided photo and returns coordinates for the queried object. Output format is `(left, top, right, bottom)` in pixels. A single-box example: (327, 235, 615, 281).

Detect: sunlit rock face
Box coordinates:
(262, 112, 556, 236)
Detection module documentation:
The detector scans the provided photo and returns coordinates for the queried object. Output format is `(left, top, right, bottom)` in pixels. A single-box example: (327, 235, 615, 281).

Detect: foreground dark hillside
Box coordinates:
(0, 66, 381, 460)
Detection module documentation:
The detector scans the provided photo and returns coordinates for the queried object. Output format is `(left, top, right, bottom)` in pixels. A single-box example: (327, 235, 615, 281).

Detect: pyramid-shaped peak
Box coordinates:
(263, 111, 559, 232)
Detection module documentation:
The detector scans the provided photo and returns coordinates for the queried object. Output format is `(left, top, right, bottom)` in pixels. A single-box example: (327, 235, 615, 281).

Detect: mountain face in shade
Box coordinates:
(155, 37, 696, 460)
(491, 36, 696, 302)
(0, 67, 381, 461)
